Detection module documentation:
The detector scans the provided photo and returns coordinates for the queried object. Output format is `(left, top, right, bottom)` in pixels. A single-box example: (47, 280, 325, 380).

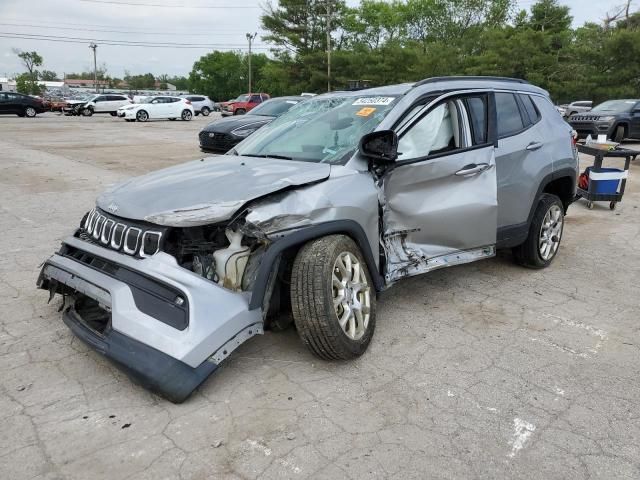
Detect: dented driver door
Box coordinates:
(381, 92, 498, 282)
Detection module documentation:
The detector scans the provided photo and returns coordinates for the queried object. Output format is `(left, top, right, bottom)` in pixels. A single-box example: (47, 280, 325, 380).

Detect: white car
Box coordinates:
(81, 94, 132, 116)
(182, 95, 215, 116)
(117, 96, 194, 122)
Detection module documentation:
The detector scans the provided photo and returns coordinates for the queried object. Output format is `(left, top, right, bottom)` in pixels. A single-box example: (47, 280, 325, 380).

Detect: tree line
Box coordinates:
(190, 0, 640, 104)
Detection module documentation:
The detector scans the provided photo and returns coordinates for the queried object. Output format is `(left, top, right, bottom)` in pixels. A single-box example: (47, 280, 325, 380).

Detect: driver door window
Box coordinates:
(398, 101, 463, 160)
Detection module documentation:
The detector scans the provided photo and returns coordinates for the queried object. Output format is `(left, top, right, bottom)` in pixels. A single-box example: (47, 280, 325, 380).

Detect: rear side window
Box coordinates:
(495, 93, 524, 138)
(519, 94, 541, 125)
(191, 96, 204, 102)
(463, 96, 488, 145)
(250, 95, 262, 102)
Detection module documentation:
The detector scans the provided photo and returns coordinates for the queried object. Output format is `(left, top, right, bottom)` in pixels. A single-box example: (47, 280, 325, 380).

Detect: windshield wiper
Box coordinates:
(241, 153, 294, 160)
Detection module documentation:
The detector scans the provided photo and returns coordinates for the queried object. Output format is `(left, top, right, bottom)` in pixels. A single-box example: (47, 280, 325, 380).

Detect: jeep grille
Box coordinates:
(81, 208, 164, 258)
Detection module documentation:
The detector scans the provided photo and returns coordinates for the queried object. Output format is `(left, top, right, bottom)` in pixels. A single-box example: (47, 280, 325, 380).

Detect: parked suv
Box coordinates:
(568, 99, 640, 141)
(181, 95, 214, 116)
(0, 92, 46, 117)
(557, 100, 592, 117)
(38, 77, 577, 402)
(222, 93, 270, 116)
(81, 94, 132, 116)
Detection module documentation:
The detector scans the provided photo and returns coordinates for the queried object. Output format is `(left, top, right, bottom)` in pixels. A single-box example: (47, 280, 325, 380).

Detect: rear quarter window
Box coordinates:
(519, 94, 541, 125)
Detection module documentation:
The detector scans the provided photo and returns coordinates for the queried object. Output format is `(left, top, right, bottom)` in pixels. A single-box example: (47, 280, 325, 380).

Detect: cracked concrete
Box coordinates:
(1, 113, 640, 479)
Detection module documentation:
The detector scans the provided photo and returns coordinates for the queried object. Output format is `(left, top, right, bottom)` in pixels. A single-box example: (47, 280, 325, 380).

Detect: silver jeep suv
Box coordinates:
(38, 77, 578, 402)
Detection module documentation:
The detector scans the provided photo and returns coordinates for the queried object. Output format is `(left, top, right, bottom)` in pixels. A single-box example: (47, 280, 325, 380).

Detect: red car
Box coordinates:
(222, 93, 270, 116)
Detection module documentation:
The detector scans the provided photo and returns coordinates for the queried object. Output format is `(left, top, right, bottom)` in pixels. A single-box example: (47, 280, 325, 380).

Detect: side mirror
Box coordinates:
(359, 130, 399, 163)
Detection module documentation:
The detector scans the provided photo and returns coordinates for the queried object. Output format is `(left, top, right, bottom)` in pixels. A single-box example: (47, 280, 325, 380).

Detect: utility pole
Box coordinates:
(326, 1, 331, 92)
(246, 32, 257, 93)
(89, 43, 98, 93)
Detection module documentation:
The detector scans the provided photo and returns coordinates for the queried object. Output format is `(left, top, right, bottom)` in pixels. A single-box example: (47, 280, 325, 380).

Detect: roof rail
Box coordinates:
(413, 76, 530, 87)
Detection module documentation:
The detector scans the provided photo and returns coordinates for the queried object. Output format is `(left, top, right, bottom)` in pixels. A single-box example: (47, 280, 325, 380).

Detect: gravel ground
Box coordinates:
(1, 112, 639, 480)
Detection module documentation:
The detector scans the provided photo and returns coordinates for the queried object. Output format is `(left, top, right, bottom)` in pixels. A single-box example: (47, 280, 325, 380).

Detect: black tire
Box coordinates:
(201, 107, 211, 116)
(81, 107, 93, 117)
(513, 194, 564, 269)
(181, 109, 192, 121)
(125, 119, 135, 122)
(613, 125, 625, 143)
(136, 110, 149, 122)
(24, 106, 37, 118)
(110, 112, 117, 117)
(234, 108, 246, 115)
(169, 118, 176, 121)
(291, 235, 376, 360)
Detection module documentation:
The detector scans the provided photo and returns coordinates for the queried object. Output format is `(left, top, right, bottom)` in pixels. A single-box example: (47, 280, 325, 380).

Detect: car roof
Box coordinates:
(316, 76, 549, 101)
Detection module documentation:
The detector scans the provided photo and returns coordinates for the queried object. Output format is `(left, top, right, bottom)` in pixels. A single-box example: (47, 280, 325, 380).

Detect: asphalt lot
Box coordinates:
(1, 112, 640, 480)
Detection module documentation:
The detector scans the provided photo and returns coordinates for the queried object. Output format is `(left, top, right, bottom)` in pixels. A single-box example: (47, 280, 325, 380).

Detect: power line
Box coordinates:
(0, 33, 271, 49)
(79, 0, 261, 8)
(1, 17, 260, 32)
(0, 22, 264, 36)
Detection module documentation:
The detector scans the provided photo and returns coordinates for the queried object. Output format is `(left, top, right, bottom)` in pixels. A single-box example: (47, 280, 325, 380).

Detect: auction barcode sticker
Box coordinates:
(352, 97, 395, 106)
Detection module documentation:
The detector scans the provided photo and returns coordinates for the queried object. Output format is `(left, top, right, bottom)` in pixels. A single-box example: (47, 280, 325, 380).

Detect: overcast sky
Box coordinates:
(0, 0, 632, 79)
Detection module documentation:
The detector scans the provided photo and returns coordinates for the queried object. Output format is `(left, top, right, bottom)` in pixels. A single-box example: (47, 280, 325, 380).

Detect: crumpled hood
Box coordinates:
(96, 156, 331, 226)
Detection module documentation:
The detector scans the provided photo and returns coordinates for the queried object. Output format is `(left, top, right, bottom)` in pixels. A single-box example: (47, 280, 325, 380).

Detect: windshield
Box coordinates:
(234, 95, 397, 164)
(592, 100, 638, 113)
(249, 98, 300, 117)
(234, 94, 250, 102)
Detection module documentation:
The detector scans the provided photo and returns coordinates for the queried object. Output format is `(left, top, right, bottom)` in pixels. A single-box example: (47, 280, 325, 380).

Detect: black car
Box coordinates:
(0, 92, 47, 117)
(199, 96, 304, 153)
(568, 99, 640, 142)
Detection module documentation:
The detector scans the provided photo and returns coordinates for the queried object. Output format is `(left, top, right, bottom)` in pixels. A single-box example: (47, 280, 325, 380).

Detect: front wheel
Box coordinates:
(513, 194, 564, 268)
(181, 109, 192, 121)
(234, 108, 246, 115)
(613, 125, 625, 143)
(81, 107, 93, 117)
(291, 235, 376, 360)
(136, 110, 149, 122)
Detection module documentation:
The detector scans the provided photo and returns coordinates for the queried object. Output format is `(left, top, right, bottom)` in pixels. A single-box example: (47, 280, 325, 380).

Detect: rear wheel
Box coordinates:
(136, 110, 149, 122)
(201, 107, 211, 116)
(513, 194, 564, 268)
(181, 109, 192, 121)
(291, 235, 376, 360)
(24, 106, 37, 118)
(613, 125, 625, 143)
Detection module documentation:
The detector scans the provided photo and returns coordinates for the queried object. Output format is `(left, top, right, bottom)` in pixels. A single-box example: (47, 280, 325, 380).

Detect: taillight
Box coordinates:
(185, 99, 191, 104)
(571, 129, 578, 145)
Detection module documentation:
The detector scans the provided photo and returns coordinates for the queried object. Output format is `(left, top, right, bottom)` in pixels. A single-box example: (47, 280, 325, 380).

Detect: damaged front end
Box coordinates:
(37, 206, 283, 403)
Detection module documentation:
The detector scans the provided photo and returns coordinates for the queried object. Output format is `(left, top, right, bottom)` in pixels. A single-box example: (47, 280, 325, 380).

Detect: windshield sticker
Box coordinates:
(286, 100, 299, 104)
(352, 97, 395, 106)
(356, 107, 377, 117)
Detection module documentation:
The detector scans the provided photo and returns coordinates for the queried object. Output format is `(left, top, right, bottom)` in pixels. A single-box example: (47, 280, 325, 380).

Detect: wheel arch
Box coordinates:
(248, 220, 384, 311)
(498, 168, 576, 249)
(612, 121, 629, 136)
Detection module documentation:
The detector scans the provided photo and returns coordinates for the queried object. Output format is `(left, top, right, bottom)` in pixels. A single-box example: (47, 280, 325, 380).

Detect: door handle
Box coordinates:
(526, 142, 544, 151)
(454, 163, 492, 177)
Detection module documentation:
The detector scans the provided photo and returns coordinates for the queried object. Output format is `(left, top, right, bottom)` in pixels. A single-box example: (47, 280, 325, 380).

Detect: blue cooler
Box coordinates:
(589, 168, 626, 194)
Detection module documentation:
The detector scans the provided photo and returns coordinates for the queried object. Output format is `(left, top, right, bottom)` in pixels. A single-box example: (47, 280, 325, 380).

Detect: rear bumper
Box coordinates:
(38, 236, 263, 401)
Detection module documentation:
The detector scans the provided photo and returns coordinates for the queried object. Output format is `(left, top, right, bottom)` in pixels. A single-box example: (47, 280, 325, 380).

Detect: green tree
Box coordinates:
(39, 70, 58, 81)
(189, 51, 271, 100)
(15, 73, 45, 95)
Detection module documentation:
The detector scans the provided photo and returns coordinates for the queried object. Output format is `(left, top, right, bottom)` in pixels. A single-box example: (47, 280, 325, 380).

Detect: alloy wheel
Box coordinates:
(332, 251, 371, 340)
(539, 204, 563, 260)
